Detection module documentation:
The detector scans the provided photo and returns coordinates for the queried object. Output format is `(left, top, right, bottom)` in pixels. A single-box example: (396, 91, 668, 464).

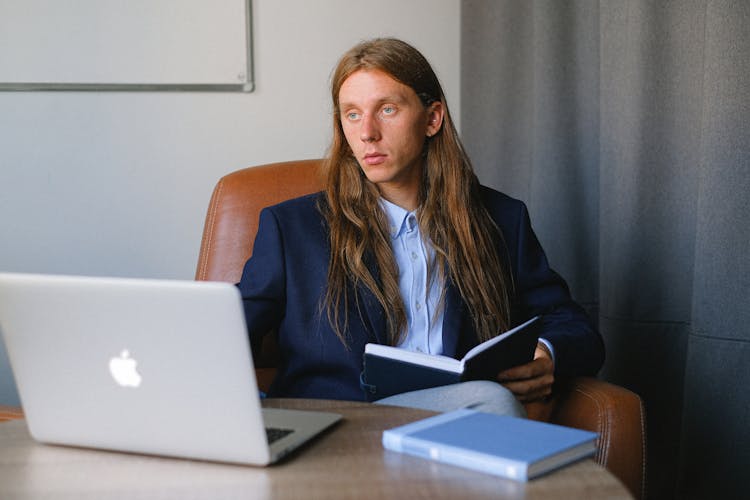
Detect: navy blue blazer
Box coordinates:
(238, 187, 604, 401)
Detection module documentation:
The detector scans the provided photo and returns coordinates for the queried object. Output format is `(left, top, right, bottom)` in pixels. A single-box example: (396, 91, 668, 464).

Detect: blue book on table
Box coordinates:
(382, 409, 598, 481)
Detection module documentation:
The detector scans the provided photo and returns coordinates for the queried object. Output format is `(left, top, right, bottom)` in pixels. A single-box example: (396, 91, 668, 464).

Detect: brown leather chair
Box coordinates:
(0, 406, 23, 423)
(196, 159, 647, 499)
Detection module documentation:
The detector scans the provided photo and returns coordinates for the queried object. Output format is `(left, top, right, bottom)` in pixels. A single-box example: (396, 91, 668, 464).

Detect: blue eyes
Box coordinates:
(343, 106, 396, 121)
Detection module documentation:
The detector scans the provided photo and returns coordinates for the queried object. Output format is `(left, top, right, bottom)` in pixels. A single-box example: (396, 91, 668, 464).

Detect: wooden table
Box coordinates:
(0, 401, 632, 499)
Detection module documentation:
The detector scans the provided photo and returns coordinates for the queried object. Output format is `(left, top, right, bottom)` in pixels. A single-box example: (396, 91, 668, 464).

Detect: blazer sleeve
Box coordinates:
(236, 207, 287, 353)
(508, 201, 605, 377)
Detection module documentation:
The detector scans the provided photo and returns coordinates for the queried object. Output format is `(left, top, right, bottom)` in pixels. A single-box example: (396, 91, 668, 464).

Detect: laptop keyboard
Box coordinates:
(266, 427, 294, 444)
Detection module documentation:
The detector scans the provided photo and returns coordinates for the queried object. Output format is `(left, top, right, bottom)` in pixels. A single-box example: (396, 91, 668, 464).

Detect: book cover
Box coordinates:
(361, 316, 540, 401)
(382, 409, 598, 481)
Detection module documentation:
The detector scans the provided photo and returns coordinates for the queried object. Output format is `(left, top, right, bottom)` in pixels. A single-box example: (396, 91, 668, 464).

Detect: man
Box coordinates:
(238, 38, 604, 415)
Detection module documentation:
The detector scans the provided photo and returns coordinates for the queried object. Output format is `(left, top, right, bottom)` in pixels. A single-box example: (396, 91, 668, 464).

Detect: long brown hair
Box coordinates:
(320, 38, 513, 347)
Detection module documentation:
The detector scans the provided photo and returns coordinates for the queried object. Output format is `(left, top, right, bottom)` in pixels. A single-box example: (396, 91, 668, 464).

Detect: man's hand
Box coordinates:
(496, 343, 554, 403)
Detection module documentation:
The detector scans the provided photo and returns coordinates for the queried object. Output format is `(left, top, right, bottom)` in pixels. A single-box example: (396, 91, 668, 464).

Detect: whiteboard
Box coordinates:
(0, 0, 253, 91)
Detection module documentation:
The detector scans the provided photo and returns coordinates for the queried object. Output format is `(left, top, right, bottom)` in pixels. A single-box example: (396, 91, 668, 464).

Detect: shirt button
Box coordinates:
(411, 251, 418, 260)
(415, 303, 422, 311)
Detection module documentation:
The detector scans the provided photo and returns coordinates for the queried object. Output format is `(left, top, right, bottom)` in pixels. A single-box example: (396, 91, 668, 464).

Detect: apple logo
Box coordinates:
(108, 349, 142, 387)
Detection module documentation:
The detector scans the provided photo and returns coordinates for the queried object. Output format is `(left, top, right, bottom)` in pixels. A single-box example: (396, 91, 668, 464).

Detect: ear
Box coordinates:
(425, 101, 445, 137)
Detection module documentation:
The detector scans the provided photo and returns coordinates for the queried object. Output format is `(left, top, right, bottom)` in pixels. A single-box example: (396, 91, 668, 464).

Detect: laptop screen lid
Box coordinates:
(0, 272, 339, 465)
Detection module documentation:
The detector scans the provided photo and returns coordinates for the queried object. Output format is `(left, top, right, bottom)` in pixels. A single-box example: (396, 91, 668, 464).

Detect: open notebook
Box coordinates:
(0, 272, 340, 465)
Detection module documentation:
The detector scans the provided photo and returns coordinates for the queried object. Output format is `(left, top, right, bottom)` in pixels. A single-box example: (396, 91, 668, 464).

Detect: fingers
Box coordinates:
(497, 349, 555, 403)
(498, 359, 547, 381)
(501, 373, 554, 402)
(497, 352, 553, 382)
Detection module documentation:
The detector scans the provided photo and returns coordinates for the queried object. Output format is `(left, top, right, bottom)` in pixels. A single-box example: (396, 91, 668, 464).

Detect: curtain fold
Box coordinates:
(462, 1, 749, 498)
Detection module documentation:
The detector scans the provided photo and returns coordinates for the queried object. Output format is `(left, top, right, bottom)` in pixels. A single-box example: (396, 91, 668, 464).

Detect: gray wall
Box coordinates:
(462, 1, 748, 498)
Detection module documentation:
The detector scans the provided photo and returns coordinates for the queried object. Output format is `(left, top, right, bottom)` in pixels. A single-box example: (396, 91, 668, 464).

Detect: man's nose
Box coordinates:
(360, 115, 380, 142)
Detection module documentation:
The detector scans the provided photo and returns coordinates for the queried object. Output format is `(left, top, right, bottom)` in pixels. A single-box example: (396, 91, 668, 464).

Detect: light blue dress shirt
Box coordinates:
(379, 198, 554, 365)
(380, 198, 446, 355)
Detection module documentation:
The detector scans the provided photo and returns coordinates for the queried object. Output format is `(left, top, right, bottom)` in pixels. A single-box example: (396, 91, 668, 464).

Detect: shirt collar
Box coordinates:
(379, 198, 417, 239)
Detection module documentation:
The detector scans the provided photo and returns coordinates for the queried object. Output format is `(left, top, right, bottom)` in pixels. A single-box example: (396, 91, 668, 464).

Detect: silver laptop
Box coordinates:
(0, 272, 341, 465)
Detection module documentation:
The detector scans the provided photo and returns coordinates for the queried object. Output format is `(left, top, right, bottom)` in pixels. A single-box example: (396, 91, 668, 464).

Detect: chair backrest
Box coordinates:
(195, 159, 326, 283)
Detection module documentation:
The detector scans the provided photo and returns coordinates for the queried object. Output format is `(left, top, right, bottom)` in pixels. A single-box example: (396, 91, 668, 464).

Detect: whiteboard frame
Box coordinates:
(0, 0, 254, 93)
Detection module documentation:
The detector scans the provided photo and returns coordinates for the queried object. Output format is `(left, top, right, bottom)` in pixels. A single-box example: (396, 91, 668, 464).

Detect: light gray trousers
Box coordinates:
(374, 380, 526, 418)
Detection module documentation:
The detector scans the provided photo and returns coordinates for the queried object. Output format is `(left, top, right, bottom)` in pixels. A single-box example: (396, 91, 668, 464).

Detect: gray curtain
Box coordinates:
(461, 1, 749, 499)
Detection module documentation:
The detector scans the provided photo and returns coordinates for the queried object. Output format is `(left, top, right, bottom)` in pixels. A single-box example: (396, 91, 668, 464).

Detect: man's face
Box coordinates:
(338, 69, 443, 208)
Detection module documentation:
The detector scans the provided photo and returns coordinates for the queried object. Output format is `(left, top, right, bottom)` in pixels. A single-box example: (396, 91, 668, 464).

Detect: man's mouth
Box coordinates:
(363, 152, 386, 165)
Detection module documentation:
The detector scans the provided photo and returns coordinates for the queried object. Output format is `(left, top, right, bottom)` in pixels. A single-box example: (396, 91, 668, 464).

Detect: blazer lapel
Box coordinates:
(357, 252, 388, 345)
(441, 278, 466, 357)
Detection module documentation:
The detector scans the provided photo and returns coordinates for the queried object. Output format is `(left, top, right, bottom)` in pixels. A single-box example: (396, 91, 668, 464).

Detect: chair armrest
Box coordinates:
(0, 406, 23, 422)
(526, 377, 646, 499)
